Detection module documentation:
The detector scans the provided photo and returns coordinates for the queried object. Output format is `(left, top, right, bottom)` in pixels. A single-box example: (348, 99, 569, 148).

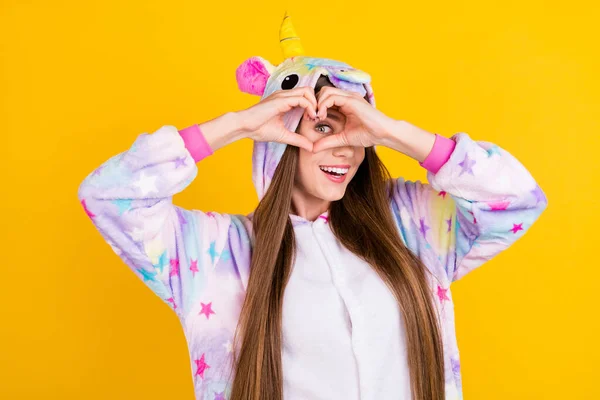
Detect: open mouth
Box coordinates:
(319, 165, 350, 183)
(319, 166, 349, 177)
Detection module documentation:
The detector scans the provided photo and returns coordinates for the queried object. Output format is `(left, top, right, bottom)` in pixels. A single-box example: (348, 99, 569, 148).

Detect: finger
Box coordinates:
(280, 131, 314, 152)
(317, 94, 353, 120)
(312, 133, 350, 153)
(278, 96, 317, 118)
(272, 86, 318, 113)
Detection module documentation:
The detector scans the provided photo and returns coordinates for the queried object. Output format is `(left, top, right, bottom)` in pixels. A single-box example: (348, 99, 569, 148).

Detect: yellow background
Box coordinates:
(1, 1, 597, 398)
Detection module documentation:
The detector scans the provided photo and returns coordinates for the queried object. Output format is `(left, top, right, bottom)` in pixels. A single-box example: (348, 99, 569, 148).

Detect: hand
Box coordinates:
(237, 86, 318, 152)
(312, 86, 398, 152)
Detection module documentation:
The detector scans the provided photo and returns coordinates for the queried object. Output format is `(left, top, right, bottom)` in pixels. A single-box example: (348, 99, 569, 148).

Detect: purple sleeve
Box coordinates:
(390, 132, 548, 284)
(78, 125, 250, 317)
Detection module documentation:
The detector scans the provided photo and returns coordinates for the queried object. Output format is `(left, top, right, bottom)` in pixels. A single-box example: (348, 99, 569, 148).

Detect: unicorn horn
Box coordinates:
(279, 10, 305, 59)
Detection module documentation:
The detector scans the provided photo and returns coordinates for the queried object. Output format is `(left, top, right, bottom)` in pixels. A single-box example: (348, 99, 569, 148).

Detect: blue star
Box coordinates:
(138, 267, 157, 282)
(207, 241, 219, 264)
(220, 250, 231, 262)
(112, 199, 132, 215)
(486, 145, 501, 157)
(153, 250, 168, 273)
(306, 63, 317, 71)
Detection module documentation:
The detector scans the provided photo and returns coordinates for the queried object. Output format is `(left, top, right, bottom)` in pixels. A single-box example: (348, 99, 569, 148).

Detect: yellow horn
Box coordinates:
(279, 10, 305, 59)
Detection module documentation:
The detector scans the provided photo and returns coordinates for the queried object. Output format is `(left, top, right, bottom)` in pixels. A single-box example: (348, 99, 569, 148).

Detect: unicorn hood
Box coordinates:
(234, 12, 377, 200)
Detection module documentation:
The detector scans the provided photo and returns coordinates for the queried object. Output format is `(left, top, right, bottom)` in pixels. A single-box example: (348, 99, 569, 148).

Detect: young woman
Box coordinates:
(78, 15, 547, 400)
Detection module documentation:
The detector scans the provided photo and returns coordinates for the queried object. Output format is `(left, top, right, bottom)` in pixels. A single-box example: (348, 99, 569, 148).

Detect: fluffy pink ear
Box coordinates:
(235, 56, 275, 96)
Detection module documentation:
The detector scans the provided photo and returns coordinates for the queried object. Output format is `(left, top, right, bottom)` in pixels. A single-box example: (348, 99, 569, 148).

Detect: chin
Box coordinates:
(315, 186, 348, 202)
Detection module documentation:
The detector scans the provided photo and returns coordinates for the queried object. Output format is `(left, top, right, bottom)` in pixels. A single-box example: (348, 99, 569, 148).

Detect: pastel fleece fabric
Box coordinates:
(78, 56, 547, 400)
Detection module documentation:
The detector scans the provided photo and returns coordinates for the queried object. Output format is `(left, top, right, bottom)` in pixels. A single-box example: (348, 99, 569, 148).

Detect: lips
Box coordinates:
(319, 164, 350, 183)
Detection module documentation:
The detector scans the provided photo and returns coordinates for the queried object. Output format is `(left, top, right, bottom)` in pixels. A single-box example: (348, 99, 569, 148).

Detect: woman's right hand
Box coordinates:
(236, 86, 318, 152)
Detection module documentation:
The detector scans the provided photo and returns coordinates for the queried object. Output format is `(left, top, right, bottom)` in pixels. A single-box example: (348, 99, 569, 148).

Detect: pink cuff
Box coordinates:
(419, 134, 456, 174)
(178, 124, 213, 163)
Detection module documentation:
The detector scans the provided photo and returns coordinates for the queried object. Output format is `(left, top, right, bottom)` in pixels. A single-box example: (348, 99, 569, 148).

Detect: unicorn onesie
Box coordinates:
(78, 12, 548, 400)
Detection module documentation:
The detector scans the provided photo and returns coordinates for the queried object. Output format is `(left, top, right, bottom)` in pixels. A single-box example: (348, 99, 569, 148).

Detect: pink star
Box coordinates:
(467, 210, 477, 224)
(213, 391, 226, 400)
(319, 215, 329, 223)
(190, 259, 199, 277)
(437, 285, 450, 302)
(488, 201, 510, 211)
(199, 302, 216, 319)
(166, 297, 177, 310)
(194, 354, 210, 379)
(511, 223, 524, 233)
(206, 212, 215, 218)
(81, 199, 95, 219)
(93, 165, 104, 175)
(438, 190, 447, 199)
(169, 258, 180, 277)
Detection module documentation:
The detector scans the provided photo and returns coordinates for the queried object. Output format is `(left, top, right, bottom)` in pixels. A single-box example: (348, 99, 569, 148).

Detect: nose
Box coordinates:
(332, 144, 355, 158)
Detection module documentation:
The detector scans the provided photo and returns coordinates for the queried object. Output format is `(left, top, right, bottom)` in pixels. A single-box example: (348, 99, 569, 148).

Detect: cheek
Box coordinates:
(296, 149, 317, 187)
(355, 148, 366, 165)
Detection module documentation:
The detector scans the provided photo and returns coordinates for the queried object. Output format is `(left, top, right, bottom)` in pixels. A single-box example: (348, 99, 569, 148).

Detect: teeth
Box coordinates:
(319, 166, 349, 175)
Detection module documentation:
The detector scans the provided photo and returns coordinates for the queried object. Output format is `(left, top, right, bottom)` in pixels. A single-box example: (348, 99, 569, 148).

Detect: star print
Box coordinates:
(419, 217, 430, 238)
(169, 258, 180, 277)
(213, 391, 226, 400)
(223, 340, 233, 353)
(511, 223, 524, 234)
(153, 250, 168, 273)
(93, 165, 104, 175)
(438, 190, 447, 199)
(81, 199, 95, 218)
(176, 208, 187, 226)
(208, 241, 219, 263)
(488, 201, 510, 211)
(199, 302, 216, 319)
(206, 211, 215, 218)
(133, 171, 158, 195)
(451, 357, 461, 374)
(220, 250, 231, 262)
(467, 211, 477, 224)
(166, 297, 177, 310)
(458, 153, 476, 176)
(437, 285, 450, 302)
(194, 354, 210, 379)
(446, 217, 452, 233)
(173, 156, 187, 168)
(138, 267, 156, 282)
(190, 259, 199, 276)
(112, 199, 132, 215)
(531, 185, 546, 205)
(486, 145, 501, 157)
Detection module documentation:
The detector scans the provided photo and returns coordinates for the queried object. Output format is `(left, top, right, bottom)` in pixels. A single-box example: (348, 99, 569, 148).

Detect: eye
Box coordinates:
(281, 74, 299, 90)
(315, 124, 332, 134)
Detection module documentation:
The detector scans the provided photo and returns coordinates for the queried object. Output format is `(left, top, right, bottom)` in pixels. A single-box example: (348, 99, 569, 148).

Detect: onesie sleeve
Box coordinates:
(389, 132, 548, 285)
(77, 124, 249, 317)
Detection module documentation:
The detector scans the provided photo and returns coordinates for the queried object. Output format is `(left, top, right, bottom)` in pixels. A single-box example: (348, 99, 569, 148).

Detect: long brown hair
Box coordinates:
(230, 77, 445, 400)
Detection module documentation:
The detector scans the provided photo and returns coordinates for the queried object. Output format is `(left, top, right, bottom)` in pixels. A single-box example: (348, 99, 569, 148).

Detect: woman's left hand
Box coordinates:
(312, 86, 398, 152)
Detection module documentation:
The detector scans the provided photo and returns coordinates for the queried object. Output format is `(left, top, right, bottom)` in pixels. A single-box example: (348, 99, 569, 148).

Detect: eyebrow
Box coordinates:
(325, 112, 344, 123)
